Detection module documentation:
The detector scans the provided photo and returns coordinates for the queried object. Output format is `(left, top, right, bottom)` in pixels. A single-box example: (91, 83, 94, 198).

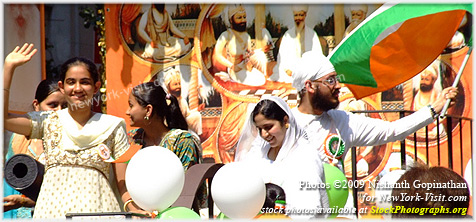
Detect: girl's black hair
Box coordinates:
(35, 79, 61, 103)
(251, 99, 288, 125)
(59, 57, 99, 83)
(132, 82, 188, 130)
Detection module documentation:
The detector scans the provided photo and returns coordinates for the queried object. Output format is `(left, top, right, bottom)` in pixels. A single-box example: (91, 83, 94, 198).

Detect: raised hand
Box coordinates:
(4, 43, 39, 136)
(431, 86, 458, 114)
(5, 43, 38, 69)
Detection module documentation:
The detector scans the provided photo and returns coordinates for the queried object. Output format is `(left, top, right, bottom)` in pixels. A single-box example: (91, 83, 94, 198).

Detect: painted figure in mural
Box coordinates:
(444, 14, 468, 54)
(291, 51, 458, 218)
(261, 24, 275, 63)
(343, 4, 368, 38)
(4, 44, 149, 218)
(391, 164, 470, 218)
(6, 4, 39, 43)
(138, 4, 192, 62)
(213, 4, 267, 86)
(4, 79, 66, 219)
(163, 67, 203, 136)
(235, 96, 328, 219)
(343, 145, 385, 178)
(4, 4, 42, 112)
(403, 60, 445, 138)
(272, 5, 323, 83)
(446, 31, 466, 52)
(412, 60, 442, 111)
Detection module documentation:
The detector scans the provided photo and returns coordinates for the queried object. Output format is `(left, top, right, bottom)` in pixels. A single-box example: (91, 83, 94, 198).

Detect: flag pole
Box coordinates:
(439, 46, 472, 119)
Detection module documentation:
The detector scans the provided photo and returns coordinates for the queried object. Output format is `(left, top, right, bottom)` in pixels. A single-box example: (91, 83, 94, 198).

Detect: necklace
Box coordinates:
(141, 130, 163, 146)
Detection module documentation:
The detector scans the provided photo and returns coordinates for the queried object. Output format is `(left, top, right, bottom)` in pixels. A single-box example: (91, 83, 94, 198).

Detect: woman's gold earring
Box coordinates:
(285, 123, 289, 129)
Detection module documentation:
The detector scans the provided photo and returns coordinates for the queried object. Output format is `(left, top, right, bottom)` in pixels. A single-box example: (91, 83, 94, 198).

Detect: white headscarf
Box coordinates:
(235, 96, 330, 218)
(292, 51, 335, 91)
(235, 96, 305, 162)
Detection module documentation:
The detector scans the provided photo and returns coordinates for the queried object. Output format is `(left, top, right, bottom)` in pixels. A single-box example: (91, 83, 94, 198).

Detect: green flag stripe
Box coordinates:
(330, 3, 472, 88)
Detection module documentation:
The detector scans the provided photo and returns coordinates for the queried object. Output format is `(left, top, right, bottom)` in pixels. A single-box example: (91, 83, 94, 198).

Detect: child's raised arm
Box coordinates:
(4, 43, 38, 136)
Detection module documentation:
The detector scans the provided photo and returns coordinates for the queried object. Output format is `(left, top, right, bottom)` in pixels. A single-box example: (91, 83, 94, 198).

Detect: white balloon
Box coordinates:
(125, 146, 185, 212)
(374, 169, 405, 219)
(211, 162, 266, 219)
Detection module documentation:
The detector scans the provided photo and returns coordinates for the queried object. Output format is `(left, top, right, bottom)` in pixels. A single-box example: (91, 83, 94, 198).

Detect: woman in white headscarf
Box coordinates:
(235, 96, 329, 219)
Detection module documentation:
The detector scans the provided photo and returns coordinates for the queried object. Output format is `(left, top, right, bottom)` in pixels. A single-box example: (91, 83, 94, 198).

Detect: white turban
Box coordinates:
(447, 31, 465, 49)
(292, 4, 308, 13)
(292, 51, 335, 91)
(228, 4, 246, 21)
(223, 4, 246, 28)
(424, 60, 440, 79)
(163, 66, 181, 88)
(350, 4, 368, 13)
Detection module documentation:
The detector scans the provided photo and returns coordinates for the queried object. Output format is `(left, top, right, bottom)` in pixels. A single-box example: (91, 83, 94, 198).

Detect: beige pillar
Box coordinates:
(334, 4, 345, 46)
(254, 4, 266, 49)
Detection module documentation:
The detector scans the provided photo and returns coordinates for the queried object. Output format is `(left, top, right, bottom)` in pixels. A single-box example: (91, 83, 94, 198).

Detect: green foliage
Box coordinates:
(44, 37, 61, 79)
(314, 13, 335, 36)
(265, 12, 287, 38)
(79, 4, 103, 31)
(79, 4, 107, 112)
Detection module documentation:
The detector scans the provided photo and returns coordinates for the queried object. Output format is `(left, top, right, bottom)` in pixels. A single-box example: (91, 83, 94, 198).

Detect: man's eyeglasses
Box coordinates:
(313, 75, 339, 87)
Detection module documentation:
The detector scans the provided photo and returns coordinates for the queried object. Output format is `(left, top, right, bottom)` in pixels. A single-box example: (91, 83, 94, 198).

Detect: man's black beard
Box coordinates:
(231, 22, 247, 32)
(419, 83, 433, 92)
(171, 89, 181, 98)
(311, 88, 339, 112)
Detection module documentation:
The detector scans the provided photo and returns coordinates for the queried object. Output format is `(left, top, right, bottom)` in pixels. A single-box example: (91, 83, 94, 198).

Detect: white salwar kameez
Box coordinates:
(28, 109, 129, 218)
(291, 105, 435, 218)
(236, 96, 329, 219)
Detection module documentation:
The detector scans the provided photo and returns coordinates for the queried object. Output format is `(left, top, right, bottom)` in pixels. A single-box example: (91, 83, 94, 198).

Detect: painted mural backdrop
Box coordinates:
(105, 3, 472, 217)
(4, 4, 43, 112)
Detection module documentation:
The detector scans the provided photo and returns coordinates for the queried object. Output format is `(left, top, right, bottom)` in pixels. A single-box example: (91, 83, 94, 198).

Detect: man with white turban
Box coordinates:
(407, 60, 445, 138)
(163, 67, 203, 136)
(269, 5, 323, 83)
(412, 60, 442, 111)
(344, 4, 368, 37)
(291, 51, 458, 218)
(212, 4, 267, 86)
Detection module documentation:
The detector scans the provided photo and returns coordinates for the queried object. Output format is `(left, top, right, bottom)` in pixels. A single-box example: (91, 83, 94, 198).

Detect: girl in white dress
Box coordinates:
(3, 44, 147, 218)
